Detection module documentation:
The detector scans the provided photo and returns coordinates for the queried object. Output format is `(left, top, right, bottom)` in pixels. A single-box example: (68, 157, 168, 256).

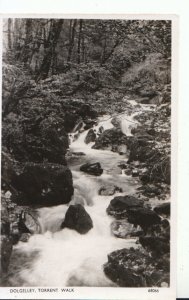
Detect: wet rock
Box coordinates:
(132, 169, 139, 177)
(154, 202, 170, 216)
(18, 211, 41, 234)
(71, 152, 86, 156)
(98, 126, 104, 135)
(107, 195, 144, 219)
(124, 168, 132, 176)
(80, 162, 103, 176)
(104, 247, 169, 287)
(92, 128, 127, 153)
(117, 161, 127, 169)
(61, 204, 93, 234)
(84, 129, 96, 144)
(98, 185, 122, 196)
(127, 207, 161, 230)
(83, 120, 97, 130)
(139, 236, 170, 256)
(19, 233, 31, 242)
(138, 184, 161, 198)
(0, 236, 13, 273)
(104, 248, 152, 287)
(11, 163, 74, 207)
(111, 220, 143, 238)
(111, 117, 121, 128)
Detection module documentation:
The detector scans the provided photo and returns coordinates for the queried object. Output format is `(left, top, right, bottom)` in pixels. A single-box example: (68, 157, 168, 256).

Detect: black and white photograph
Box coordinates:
(0, 16, 174, 295)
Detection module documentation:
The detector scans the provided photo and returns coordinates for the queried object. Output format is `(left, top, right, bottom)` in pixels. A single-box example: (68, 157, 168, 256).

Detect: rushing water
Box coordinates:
(7, 112, 141, 287)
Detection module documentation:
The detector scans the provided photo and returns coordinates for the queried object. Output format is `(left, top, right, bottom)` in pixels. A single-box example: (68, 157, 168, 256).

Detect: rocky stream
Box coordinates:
(1, 98, 171, 288)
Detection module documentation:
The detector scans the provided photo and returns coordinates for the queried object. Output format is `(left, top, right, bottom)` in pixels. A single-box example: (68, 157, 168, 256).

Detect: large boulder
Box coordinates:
(84, 129, 96, 144)
(107, 195, 144, 219)
(80, 162, 103, 176)
(92, 128, 127, 153)
(11, 163, 74, 206)
(139, 236, 170, 256)
(104, 247, 169, 287)
(127, 207, 161, 230)
(104, 248, 152, 287)
(154, 202, 170, 216)
(61, 204, 93, 234)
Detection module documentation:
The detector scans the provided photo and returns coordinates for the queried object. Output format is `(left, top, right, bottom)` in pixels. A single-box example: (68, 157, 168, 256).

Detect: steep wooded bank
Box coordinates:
(1, 19, 171, 286)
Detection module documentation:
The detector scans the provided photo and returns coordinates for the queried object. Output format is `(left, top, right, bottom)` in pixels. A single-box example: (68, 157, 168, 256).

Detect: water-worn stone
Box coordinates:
(19, 233, 31, 242)
(139, 236, 170, 256)
(83, 120, 97, 130)
(127, 207, 161, 230)
(80, 162, 103, 176)
(11, 163, 74, 206)
(98, 185, 122, 196)
(18, 211, 41, 234)
(137, 184, 161, 198)
(104, 248, 151, 287)
(84, 129, 96, 144)
(92, 128, 127, 153)
(132, 169, 139, 177)
(111, 220, 143, 238)
(154, 202, 170, 216)
(61, 204, 93, 234)
(107, 195, 144, 219)
(104, 247, 169, 287)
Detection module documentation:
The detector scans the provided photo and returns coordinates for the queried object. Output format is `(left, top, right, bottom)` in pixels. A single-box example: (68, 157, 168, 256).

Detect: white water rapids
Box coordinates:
(7, 110, 142, 287)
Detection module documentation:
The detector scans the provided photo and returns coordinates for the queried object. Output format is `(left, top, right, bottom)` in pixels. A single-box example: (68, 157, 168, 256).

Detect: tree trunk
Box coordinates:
(67, 19, 77, 63)
(36, 19, 64, 81)
(7, 18, 12, 50)
(22, 19, 33, 65)
(77, 20, 83, 81)
(77, 19, 83, 65)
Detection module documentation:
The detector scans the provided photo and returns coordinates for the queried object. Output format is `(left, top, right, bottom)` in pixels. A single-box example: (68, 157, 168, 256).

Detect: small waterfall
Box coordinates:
(120, 113, 139, 136)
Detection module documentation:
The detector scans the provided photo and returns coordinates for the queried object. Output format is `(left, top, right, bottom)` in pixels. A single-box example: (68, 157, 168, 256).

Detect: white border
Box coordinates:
(0, 10, 182, 300)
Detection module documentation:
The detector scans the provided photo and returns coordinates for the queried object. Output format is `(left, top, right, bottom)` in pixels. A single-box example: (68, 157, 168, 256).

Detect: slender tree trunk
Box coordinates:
(77, 19, 83, 65)
(77, 20, 83, 81)
(67, 19, 77, 63)
(81, 24, 85, 62)
(22, 19, 33, 65)
(36, 19, 64, 81)
(7, 18, 12, 50)
(100, 35, 107, 65)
